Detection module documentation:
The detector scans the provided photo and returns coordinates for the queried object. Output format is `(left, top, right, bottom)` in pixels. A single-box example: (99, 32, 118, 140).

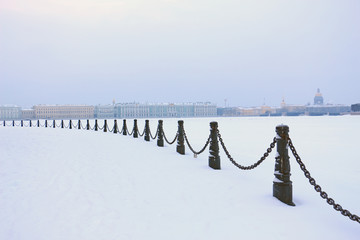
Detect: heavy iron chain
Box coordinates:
(217, 129, 276, 170)
(150, 127, 159, 140)
(183, 129, 210, 155)
(127, 128, 134, 136)
(164, 132, 178, 145)
(107, 126, 114, 133)
(138, 127, 146, 137)
(288, 138, 360, 224)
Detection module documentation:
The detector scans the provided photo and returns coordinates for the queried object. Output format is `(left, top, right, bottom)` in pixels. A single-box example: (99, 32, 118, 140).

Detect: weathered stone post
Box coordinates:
(78, 120, 81, 130)
(122, 119, 127, 135)
(273, 125, 295, 206)
(104, 119, 108, 133)
(157, 120, 164, 147)
(133, 119, 138, 138)
(209, 121, 221, 169)
(144, 120, 150, 141)
(176, 120, 185, 155)
(86, 120, 90, 130)
(113, 119, 118, 134)
(94, 119, 98, 131)
(69, 120, 72, 129)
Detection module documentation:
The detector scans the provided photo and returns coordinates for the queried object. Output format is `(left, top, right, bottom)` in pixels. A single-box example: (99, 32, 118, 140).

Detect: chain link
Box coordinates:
(218, 129, 276, 170)
(288, 137, 360, 224)
(149, 127, 159, 140)
(183, 129, 210, 155)
(164, 132, 178, 145)
(138, 127, 146, 137)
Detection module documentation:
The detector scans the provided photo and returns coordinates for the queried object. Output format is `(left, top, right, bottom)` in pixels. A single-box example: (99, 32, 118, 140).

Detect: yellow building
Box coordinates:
(33, 105, 95, 119)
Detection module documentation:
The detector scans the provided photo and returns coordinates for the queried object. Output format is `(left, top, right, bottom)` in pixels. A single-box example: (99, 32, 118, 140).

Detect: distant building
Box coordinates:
(0, 105, 22, 120)
(115, 102, 217, 119)
(306, 105, 350, 116)
(21, 109, 35, 119)
(94, 105, 115, 119)
(33, 105, 95, 119)
(314, 88, 324, 105)
(351, 103, 360, 112)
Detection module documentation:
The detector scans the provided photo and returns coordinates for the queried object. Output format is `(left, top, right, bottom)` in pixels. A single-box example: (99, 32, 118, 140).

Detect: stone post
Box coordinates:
(273, 125, 295, 206)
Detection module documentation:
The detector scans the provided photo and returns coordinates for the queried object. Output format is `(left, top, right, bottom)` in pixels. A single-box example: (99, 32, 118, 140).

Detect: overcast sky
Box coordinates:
(1, 0, 359, 108)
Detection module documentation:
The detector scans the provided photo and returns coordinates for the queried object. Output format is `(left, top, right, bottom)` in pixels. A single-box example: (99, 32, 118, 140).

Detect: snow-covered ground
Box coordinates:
(1, 116, 359, 240)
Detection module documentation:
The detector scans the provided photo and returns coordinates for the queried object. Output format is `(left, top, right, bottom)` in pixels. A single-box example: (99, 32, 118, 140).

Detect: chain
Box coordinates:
(288, 138, 360, 224)
(183, 129, 210, 155)
(127, 128, 134, 136)
(150, 127, 159, 140)
(138, 127, 146, 137)
(164, 131, 178, 145)
(107, 126, 114, 133)
(217, 129, 276, 170)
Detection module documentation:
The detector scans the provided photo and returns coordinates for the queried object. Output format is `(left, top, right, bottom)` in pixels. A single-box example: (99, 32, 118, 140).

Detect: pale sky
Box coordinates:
(1, 0, 359, 107)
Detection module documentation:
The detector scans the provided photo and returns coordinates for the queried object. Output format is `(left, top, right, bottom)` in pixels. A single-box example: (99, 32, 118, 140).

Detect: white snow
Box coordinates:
(1, 116, 359, 240)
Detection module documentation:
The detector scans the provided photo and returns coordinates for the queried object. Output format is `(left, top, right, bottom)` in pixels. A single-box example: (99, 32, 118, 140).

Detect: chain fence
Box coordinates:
(2, 119, 359, 225)
(183, 129, 210, 155)
(217, 129, 276, 170)
(288, 138, 360, 224)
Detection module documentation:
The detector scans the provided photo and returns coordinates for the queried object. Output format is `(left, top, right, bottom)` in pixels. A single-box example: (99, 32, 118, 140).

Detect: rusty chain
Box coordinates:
(217, 129, 276, 170)
(288, 137, 360, 224)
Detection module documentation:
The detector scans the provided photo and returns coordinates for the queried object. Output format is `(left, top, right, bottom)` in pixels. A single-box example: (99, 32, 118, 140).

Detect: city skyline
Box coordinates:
(0, 88, 354, 109)
(1, 1, 359, 108)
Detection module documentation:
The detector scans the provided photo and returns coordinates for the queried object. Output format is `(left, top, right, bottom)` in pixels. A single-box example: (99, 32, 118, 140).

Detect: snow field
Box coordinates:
(0, 116, 359, 239)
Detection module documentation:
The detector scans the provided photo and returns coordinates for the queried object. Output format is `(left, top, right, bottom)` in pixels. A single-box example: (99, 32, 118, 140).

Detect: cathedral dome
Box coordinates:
(314, 88, 324, 105)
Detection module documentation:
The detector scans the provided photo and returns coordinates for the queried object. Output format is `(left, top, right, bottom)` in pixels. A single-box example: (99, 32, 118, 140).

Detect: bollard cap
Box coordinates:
(178, 120, 184, 124)
(210, 121, 218, 128)
(276, 124, 289, 139)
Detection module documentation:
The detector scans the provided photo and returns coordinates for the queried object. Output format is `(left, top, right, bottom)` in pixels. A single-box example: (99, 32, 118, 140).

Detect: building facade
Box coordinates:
(33, 105, 95, 119)
(94, 105, 115, 119)
(0, 105, 22, 120)
(21, 109, 35, 119)
(115, 102, 217, 119)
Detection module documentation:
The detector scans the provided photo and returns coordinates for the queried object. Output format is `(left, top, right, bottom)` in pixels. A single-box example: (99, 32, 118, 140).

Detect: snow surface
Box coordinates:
(1, 116, 359, 240)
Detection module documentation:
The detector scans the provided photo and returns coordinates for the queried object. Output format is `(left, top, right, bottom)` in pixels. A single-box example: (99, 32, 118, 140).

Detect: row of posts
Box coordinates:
(4, 119, 294, 206)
